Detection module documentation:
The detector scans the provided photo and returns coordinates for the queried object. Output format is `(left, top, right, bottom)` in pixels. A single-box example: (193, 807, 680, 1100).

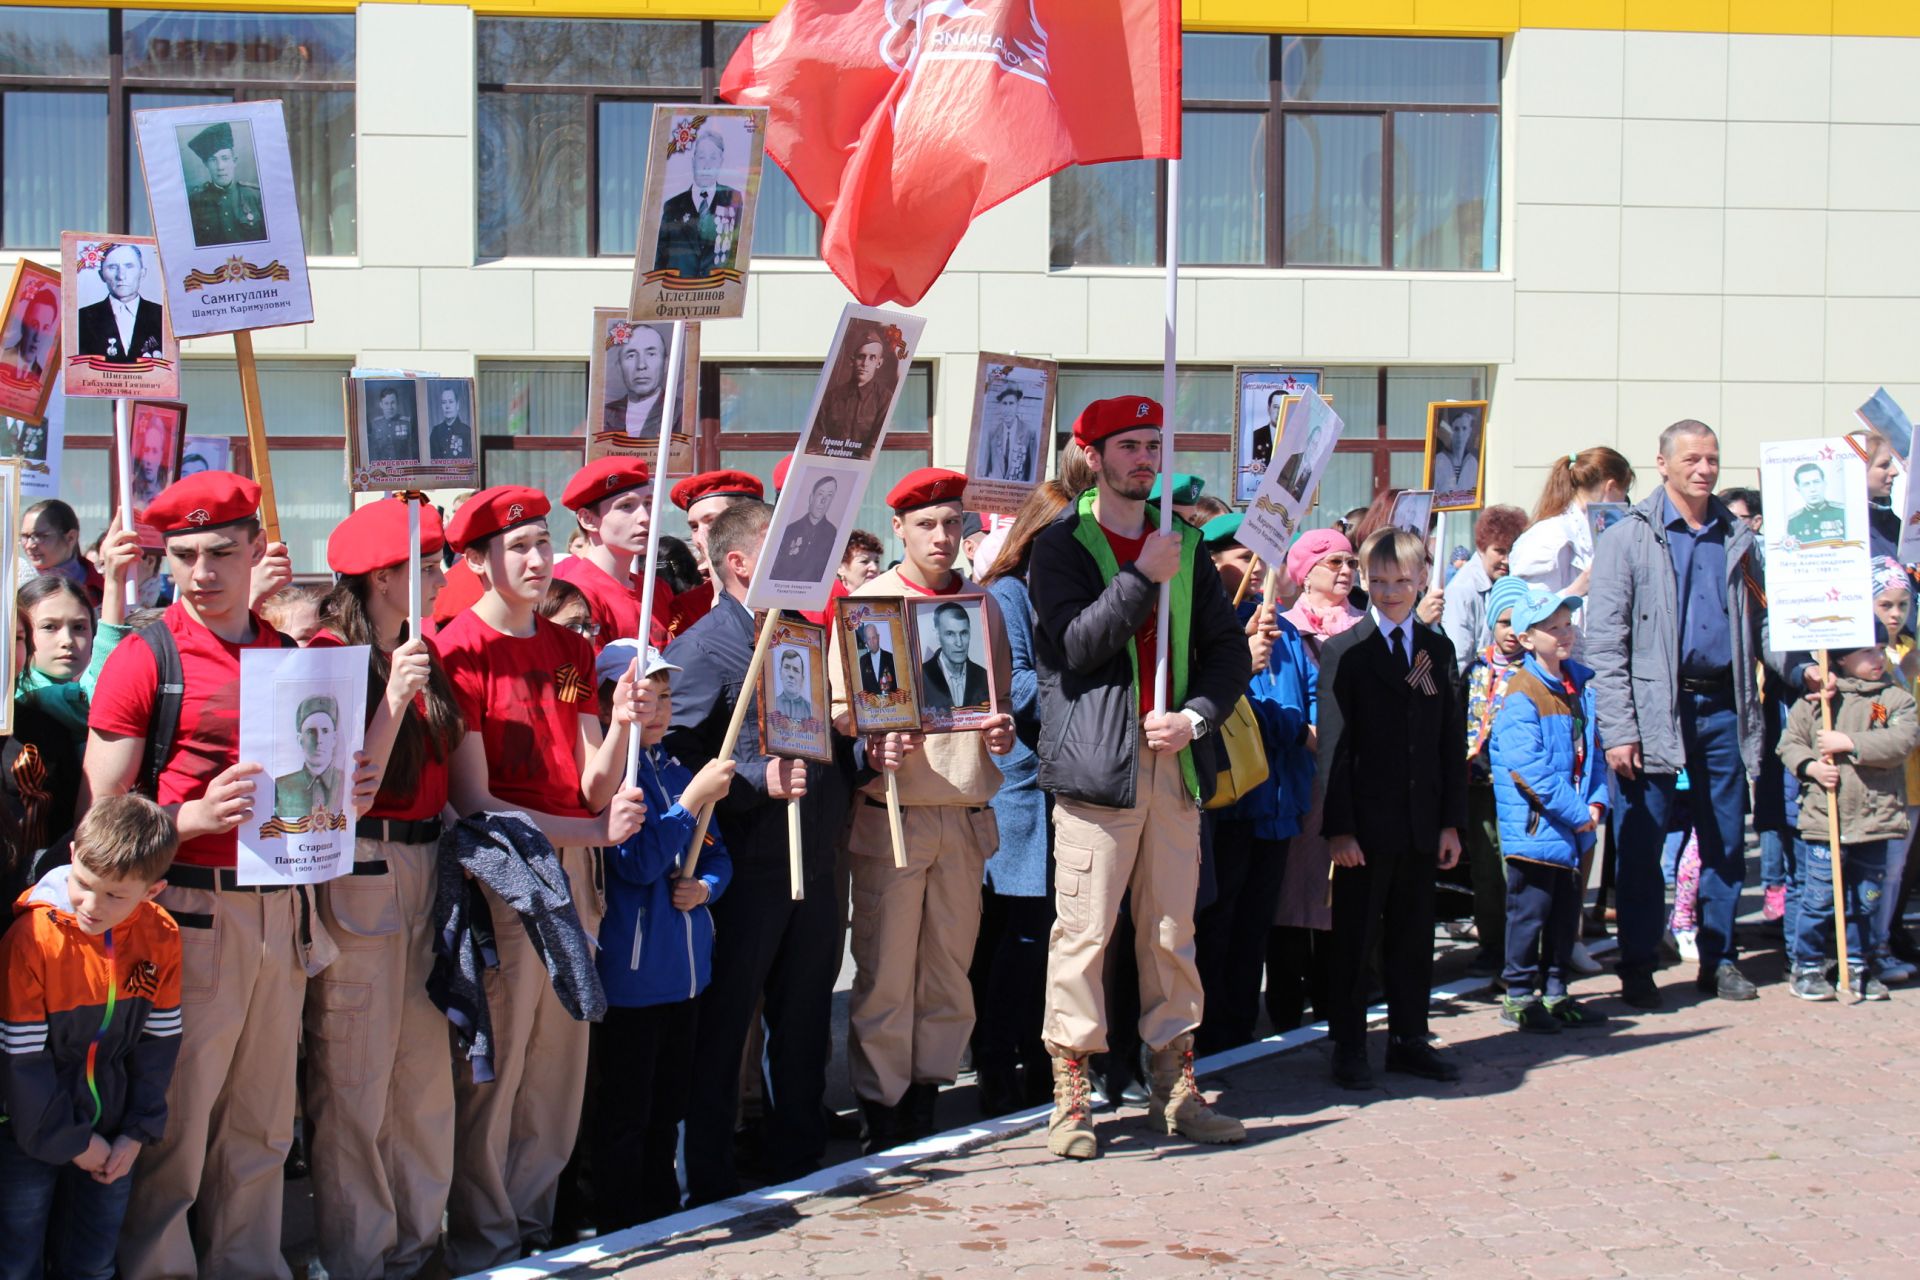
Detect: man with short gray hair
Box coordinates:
(1587, 420, 1797, 1007)
(78, 242, 166, 363)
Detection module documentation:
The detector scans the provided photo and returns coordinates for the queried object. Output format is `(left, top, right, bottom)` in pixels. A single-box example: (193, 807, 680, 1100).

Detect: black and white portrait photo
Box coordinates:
(653, 117, 747, 281)
(178, 118, 267, 249)
(805, 317, 908, 462)
(362, 380, 420, 464)
(237, 645, 367, 886)
(965, 355, 1055, 512)
(759, 619, 833, 762)
(425, 379, 474, 463)
(273, 692, 344, 821)
(601, 319, 675, 439)
(61, 234, 178, 400)
(1233, 368, 1321, 505)
(1425, 400, 1489, 512)
(768, 463, 855, 586)
(629, 104, 767, 323)
(909, 595, 994, 732)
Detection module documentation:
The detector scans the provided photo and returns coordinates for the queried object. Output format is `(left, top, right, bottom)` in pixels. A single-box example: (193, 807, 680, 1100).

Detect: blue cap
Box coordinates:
(1486, 575, 1531, 628)
(1511, 587, 1584, 634)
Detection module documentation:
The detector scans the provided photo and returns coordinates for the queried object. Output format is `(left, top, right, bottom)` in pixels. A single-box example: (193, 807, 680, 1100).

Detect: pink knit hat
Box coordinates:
(1286, 528, 1353, 588)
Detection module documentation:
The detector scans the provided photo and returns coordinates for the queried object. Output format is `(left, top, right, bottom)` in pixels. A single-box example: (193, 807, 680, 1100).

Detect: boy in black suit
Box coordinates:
(1317, 528, 1469, 1089)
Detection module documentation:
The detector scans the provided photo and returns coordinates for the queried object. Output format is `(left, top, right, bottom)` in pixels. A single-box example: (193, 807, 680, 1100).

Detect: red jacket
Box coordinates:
(0, 867, 182, 1164)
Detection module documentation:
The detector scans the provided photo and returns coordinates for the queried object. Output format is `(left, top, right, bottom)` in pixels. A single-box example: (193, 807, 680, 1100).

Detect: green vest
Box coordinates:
(1069, 488, 1202, 800)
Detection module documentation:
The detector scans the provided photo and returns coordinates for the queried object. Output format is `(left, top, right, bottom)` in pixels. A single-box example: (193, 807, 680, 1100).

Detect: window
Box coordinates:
(475, 360, 931, 563)
(0, 7, 356, 252)
(477, 17, 819, 260)
(57, 358, 354, 570)
(1051, 33, 1499, 271)
(1054, 364, 1486, 529)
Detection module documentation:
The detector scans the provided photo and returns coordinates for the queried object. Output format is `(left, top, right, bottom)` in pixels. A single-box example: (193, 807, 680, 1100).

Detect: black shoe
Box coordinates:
(1331, 1044, 1374, 1090)
(1696, 962, 1758, 1001)
(900, 1082, 939, 1140)
(1385, 1037, 1460, 1082)
(859, 1099, 903, 1155)
(1620, 971, 1664, 1010)
(823, 1104, 862, 1140)
(1467, 948, 1503, 978)
(976, 1065, 1019, 1119)
(284, 1122, 310, 1181)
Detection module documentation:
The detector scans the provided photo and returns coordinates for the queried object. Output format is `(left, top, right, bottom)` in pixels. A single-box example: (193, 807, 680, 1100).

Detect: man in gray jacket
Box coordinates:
(1587, 420, 1800, 1007)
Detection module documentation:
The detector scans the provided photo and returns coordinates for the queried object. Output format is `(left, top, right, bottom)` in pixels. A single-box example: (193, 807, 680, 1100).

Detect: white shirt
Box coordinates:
(623, 394, 660, 433)
(109, 296, 139, 355)
(942, 656, 968, 706)
(1371, 607, 1415, 665)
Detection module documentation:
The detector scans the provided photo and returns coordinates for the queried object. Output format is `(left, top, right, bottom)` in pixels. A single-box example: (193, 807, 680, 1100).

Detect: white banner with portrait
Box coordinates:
(1762, 438, 1874, 654)
(236, 645, 368, 886)
(1236, 390, 1346, 569)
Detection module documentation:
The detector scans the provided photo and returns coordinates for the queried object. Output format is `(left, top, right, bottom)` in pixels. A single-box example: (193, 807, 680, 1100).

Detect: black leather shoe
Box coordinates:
(1698, 962, 1758, 1001)
(1385, 1037, 1460, 1082)
(901, 1082, 939, 1140)
(860, 1099, 902, 1155)
(1620, 971, 1664, 1009)
(1331, 1044, 1374, 1090)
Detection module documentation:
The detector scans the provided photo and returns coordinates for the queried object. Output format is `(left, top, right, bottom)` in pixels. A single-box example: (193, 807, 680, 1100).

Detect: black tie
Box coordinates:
(697, 191, 710, 217)
(1390, 626, 1409, 670)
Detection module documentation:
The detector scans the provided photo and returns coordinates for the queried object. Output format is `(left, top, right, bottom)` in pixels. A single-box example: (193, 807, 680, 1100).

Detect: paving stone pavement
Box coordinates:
(571, 959, 1920, 1280)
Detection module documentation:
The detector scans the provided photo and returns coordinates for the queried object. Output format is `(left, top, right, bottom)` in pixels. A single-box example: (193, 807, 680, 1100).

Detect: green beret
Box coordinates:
(1200, 512, 1244, 548)
(1148, 472, 1204, 505)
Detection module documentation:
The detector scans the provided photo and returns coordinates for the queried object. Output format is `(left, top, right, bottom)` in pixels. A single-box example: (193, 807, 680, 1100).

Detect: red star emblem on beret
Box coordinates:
(506, 502, 525, 522)
(187, 509, 211, 526)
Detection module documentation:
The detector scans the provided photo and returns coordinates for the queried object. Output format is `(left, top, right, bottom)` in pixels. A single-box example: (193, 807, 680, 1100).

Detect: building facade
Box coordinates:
(2, 0, 1916, 566)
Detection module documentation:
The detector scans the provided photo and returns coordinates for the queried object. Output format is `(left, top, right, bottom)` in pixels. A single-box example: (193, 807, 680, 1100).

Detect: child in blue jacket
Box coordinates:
(592, 649, 735, 1230)
(1489, 588, 1610, 1033)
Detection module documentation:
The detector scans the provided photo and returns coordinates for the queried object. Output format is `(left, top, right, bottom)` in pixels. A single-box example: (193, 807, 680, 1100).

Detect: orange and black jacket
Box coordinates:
(0, 866, 181, 1164)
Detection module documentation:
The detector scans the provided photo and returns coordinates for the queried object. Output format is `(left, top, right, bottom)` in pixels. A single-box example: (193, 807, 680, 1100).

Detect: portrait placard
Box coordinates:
(586, 309, 698, 474)
(745, 303, 926, 611)
(1237, 391, 1346, 568)
(630, 104, 769, 323)
(2, 370, 62, 500)
(1424, 401, 1490, 512)
(0, 258, 63, 425)
(343, 375, 482, 493)
(133, 99, 314, 338)
(963, 353, 1057, 517)
(1859, 387, 1914, 463)
(1762, 438, 1873, 653)
(908, 595, 997, 734)
(237, 645, 368, 885)
(758, 618, 833, 763)
(59, 232, 179, 399)
(1232, 368, 1322, 505)
(0, 460, 19, 734)
(835, 596, 922, 735)
(1390, 489, 1435, 538)
(112, 400, 188, 550)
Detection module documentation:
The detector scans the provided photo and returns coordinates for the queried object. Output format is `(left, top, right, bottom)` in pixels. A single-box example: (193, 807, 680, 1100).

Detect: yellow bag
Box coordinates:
(1202, 695, 1270, 811)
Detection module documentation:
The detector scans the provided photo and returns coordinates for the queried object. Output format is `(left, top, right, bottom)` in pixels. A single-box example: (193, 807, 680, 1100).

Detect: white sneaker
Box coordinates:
(1674, 929, 1699, 962)
(1568, 941, 1603, 975)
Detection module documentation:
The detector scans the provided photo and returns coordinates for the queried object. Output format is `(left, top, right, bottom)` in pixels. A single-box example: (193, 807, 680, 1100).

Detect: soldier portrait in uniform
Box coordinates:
(768, 468, 850, 586)
(0, 261, 63, 424)
(1233, 368, 1321, 505)
(652, 118, 748, 280)
(1786, 462, 1848, 544)
(1424, 400, 1489, 512)
(119, 400, 186, 547)
(425, 380, 474, 463)
(805, 318, 907, 462)
(909, 595, 994, 733)
(179, 435, 229, 478)
(759, 619, 832, 762)
(178, 119, 268, 248)
(1272, 419, 1322, 504)
(273, 693, 345, 822)
(362, 380, 420, 464)
(836, 596, 922, 735)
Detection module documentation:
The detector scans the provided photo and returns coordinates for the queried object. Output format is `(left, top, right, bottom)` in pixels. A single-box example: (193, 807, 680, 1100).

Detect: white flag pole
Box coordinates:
(628, 319, 686, 787)
(406, 494, 422, 640)
(114, 398, 136, 598)
(1152, 158, 1179, 717)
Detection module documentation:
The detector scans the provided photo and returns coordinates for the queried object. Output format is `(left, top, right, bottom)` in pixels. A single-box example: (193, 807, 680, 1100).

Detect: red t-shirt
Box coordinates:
(1100, 526, 1159, 720)
(552, 556, 673, 649)
(437, 610, 597, 819)
(432, 560, 483, 627)
(89, 603, 292, 868)
(667, 579, 713, 638)
(307, 630, 450, 821)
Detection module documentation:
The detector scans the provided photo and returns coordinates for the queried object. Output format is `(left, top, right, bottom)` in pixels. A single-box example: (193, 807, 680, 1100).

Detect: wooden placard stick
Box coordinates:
(1818, 648, 1853, 998)
(1232, 555, 1261, 608)
(234, 330, 280, 543)
(683, 606, 782, 878)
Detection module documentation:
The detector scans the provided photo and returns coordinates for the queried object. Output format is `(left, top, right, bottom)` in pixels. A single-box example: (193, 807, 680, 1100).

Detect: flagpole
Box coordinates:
(1152, 157, 1179, 717)
(629, 319, 686, 788)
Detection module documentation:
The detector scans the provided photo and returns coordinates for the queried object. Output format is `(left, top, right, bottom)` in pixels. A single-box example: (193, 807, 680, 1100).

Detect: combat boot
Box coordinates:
(1146, 1034, 1245, 1144)
(1047, 1054, 1098, 1159)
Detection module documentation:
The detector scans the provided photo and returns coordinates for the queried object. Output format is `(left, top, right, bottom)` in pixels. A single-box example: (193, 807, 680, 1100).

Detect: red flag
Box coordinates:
(721, 1, 1181, 307)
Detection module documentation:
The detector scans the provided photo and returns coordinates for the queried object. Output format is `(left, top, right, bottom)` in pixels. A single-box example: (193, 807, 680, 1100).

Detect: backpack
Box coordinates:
(134, 620, 294, 799)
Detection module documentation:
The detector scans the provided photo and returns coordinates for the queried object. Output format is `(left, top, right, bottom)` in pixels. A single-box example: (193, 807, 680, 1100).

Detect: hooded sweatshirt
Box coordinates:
(0, 865, 181, 1164)
(1778, 671, 1920, 844)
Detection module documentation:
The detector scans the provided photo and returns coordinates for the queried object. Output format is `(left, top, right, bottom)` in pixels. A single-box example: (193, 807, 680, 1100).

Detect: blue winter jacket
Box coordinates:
(1223, 611, 1317, 841)
(596, 745, 733, 1008)
(1489, 654, 1608, 871)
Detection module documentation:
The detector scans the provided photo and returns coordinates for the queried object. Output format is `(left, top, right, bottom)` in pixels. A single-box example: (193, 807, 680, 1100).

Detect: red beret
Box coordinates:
(328, 497, 446, 576)
(562, 456, 651, 512)
(1071, 395, 1162, 447)
(144, 470, 260, 536)
(446, 485, 549, 552)
(772, 455, 792, 493)
(886, 467, 967, 513)
(671, 469, 763, 511)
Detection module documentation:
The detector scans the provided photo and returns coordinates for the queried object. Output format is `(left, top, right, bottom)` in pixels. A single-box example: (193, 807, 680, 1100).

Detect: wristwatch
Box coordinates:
(1182, 708, 1209, 740)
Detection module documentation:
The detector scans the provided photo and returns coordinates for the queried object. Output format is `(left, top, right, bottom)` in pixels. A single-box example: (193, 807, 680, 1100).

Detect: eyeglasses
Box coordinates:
(18, 531, 56, 546)
(1317, 555, 1360, 571)
(562, 618, 601, 639)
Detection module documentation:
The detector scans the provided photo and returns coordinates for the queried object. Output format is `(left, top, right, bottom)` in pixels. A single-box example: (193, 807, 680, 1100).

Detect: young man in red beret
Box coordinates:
(553, 456, 674, 649)
(1028, 397, 1251, 1160)
(666, 468, 764, 636)
(434, 485, 649, 1271)
(86, 472, 378, 1279)
(826, 467, 1017, 1152)
(302, 497, 456, 1280)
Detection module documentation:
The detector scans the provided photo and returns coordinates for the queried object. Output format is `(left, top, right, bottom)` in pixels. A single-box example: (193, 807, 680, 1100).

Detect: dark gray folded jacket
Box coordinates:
(429, 811, 607, 1083)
